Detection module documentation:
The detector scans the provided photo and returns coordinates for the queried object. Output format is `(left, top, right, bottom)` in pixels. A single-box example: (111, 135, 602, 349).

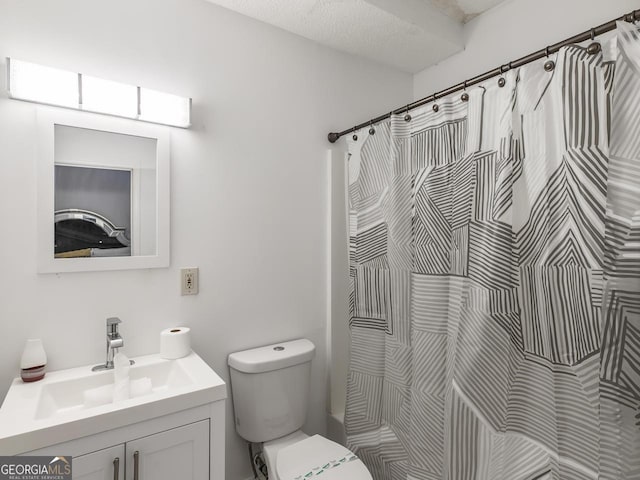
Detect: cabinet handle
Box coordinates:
(113, 457, 119, 480)
(133, 450, 139, 480)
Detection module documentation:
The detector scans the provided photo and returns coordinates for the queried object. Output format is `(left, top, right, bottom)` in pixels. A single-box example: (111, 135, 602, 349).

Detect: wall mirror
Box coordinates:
(37, 109, 170, 273)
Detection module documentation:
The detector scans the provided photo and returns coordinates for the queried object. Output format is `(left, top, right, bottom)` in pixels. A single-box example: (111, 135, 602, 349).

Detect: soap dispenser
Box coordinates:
(20, 339, 47, 382)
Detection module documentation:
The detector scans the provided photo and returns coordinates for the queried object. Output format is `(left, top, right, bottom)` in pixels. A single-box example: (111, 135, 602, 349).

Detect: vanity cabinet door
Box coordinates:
(73, 444, 125, 480)
(125, 420, 209, 480)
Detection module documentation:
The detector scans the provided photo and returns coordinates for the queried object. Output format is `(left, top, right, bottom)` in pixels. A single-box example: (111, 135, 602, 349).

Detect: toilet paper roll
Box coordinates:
(160, 327, 192, 359)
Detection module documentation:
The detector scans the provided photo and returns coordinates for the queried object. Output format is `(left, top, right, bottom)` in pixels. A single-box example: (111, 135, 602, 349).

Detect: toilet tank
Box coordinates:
(228, 339, 315, 443)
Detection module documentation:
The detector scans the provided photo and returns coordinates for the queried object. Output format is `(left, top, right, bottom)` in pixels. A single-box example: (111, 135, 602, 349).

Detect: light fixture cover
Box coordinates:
(7, 57, 191, 128)
(140, 88, 191, 128)
(82, 75, 138, 118)
(8, 59, 78, 108)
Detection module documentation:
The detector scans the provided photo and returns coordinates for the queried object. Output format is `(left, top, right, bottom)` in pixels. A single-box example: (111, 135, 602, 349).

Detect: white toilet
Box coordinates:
(228, 338, 372, 480)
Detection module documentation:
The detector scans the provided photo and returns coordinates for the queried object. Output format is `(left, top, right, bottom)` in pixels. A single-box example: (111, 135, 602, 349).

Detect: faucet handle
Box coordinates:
(107, 317, 122, 334)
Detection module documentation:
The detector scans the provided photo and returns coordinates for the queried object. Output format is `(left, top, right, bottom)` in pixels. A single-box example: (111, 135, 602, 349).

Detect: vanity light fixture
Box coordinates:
(6, 58, 191, 128)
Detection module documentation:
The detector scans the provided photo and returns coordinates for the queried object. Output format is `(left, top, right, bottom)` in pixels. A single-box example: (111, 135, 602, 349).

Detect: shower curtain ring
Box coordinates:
(432, 93, 439, 112)
(498, 64, 507, 87)
(543, 46, 555, 71)
(369, 121, 376, 135)
(461, 81, 469, 102)
(404, 105, 412, 122)
(352, 126, 358, 141)
(587, 27, 601, 55)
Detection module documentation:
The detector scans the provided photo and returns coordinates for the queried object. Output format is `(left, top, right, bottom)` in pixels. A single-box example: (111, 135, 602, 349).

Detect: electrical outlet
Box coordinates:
(181, 268, 199, 295)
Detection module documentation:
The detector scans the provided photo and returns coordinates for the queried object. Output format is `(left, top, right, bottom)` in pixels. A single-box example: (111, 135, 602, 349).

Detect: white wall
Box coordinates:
(0, 1, 412, 478)
(414, 0, 640, 99)
(327, 148, 349, 419)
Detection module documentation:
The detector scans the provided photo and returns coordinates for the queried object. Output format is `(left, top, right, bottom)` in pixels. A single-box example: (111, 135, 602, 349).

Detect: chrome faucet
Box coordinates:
(92, 317, 131, 371)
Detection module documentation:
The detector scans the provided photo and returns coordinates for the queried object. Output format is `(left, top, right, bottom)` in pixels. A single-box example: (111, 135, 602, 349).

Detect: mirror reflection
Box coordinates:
(55, 165, 132, 258)
(53, 125, 157, 259)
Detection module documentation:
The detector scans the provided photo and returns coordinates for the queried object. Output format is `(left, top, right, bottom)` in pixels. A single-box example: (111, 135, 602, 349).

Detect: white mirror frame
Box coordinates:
(36, 108, 170, 273)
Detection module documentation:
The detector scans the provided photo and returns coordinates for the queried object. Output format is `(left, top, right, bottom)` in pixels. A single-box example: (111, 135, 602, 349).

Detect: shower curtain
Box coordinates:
(344, 21, 640, 480)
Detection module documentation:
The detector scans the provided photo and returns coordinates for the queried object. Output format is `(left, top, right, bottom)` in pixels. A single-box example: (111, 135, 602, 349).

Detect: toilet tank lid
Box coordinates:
(228, 339, 315, 373)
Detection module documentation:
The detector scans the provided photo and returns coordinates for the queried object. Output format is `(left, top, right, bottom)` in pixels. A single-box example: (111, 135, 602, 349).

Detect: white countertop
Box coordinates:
(0, 352, 226, 455)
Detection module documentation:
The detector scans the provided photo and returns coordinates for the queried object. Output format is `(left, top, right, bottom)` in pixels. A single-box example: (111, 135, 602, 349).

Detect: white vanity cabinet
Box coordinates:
(126, 420, 209, 480)
(21, 402, 224, 480)
(74, 445, 125, 480)
(70, 421, 209, 480)
(1, 353, 226, 479)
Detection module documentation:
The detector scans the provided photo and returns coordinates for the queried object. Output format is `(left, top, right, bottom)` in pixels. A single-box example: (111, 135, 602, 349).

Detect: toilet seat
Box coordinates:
(276, 435, 372, 480)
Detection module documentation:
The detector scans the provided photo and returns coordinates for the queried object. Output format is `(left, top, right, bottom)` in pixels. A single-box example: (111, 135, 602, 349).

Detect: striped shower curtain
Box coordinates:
(344, 21, 640, 480)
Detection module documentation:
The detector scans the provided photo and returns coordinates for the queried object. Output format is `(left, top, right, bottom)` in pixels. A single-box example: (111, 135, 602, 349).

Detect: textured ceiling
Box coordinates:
(203, 0, 508, 73)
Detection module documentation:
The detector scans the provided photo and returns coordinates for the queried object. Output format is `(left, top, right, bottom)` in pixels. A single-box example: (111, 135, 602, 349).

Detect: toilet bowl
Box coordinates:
(263, 431, 371, 480)
(227, 339, 372, 480)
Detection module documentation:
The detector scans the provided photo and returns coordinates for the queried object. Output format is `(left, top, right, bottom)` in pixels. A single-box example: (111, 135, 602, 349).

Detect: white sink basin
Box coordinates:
(0, 352, 226, 455)
(34, 358, 192, 420)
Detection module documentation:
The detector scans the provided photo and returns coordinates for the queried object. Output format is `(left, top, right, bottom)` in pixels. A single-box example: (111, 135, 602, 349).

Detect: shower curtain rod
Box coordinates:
(327, 9, 640, 143)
